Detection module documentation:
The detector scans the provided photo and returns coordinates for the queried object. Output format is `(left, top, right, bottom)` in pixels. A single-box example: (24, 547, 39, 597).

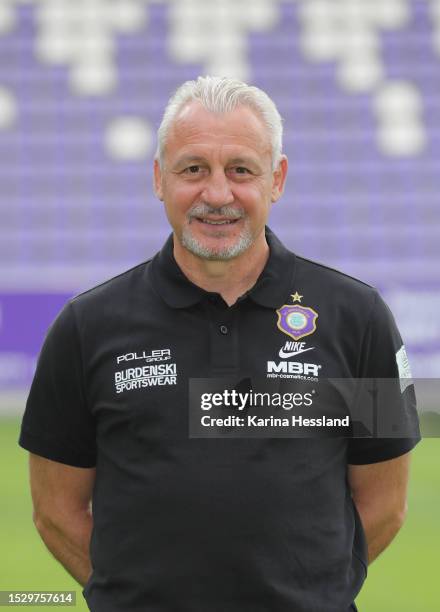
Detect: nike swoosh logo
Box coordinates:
(278, 347, 315, 359)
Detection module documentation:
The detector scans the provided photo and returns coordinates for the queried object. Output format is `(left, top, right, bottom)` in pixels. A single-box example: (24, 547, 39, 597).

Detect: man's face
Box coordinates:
(154, 102, 287, 261)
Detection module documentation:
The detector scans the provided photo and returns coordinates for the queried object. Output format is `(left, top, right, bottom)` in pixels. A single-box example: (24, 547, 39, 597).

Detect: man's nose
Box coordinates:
(200, 170, 234, 207)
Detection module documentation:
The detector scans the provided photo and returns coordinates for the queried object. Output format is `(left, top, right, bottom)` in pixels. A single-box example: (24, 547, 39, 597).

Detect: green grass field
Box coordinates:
(1, 417, 438, 611)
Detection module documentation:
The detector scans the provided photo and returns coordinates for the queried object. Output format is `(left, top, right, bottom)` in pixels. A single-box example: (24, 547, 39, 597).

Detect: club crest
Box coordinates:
(276, 304, 318, 341)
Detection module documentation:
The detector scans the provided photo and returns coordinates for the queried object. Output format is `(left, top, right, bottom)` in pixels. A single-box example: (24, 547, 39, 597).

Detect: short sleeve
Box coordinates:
(19, 301, 96, 467)
(347, 291, 421, 465)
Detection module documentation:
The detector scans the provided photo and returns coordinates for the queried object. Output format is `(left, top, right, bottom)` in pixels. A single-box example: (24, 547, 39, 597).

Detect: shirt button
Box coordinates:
(219, 325, 228, 335)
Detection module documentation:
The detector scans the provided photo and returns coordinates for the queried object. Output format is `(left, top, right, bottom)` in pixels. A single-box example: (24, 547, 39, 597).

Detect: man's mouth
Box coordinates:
(196, 218, 239, 225)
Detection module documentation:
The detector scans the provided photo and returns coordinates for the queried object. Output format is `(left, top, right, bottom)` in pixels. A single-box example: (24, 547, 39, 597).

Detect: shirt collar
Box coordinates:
(149, 226, 297, 309)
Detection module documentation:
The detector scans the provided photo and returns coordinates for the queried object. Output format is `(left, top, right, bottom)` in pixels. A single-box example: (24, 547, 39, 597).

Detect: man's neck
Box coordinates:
(173, 233, 270, 306)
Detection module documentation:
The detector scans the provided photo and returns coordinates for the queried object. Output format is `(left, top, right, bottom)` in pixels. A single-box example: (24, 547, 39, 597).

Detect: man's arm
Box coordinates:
(348, 452, 411, 565)
(29, 453, 96, 586)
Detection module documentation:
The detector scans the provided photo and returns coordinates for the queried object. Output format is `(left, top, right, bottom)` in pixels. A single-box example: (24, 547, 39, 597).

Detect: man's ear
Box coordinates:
(153, 158, 164, 201)
(271, 155, 288, 203)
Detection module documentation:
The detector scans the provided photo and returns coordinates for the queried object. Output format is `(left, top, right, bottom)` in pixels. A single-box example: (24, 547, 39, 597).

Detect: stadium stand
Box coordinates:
(0, 0, 439, 402)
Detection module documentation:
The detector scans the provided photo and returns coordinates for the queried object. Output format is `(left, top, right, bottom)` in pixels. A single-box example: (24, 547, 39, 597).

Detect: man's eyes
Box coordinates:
(181, 165, 252, 176)
(184, 165, 202, 174)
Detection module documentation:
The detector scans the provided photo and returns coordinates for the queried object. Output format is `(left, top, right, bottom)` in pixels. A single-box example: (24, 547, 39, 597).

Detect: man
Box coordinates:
(20, 76, 419, 611)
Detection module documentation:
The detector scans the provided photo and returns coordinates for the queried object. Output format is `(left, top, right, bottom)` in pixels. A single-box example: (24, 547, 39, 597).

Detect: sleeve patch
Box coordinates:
(396, 344, 413, 392)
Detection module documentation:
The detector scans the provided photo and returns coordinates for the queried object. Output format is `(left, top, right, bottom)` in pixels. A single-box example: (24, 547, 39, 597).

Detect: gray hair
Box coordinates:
(155, 75, 283, 169)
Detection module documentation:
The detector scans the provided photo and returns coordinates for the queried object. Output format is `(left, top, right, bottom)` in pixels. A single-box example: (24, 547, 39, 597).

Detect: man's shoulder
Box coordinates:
(295, 254, 377, 297)
(70, 259, 153, 311)
(292, 253, 382, 320)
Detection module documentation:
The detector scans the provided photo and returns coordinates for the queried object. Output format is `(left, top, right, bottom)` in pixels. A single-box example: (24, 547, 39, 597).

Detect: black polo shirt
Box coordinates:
(19, 227, 419, 612)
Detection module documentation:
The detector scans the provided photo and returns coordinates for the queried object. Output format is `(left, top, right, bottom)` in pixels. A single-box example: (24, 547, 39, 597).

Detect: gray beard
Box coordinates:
(180, 225, 254, 261)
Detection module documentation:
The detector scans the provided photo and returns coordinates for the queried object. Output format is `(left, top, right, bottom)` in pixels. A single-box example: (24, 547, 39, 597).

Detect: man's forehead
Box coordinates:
(169, 101, 271, 150)
(171, 150, 265, 169)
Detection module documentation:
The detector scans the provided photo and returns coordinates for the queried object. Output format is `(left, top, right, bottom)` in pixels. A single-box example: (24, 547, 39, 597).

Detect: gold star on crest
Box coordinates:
(291, 292, 303, 303)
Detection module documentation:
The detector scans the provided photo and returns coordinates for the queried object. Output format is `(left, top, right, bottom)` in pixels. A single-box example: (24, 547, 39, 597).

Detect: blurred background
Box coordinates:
(0, 1, 438, 610)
